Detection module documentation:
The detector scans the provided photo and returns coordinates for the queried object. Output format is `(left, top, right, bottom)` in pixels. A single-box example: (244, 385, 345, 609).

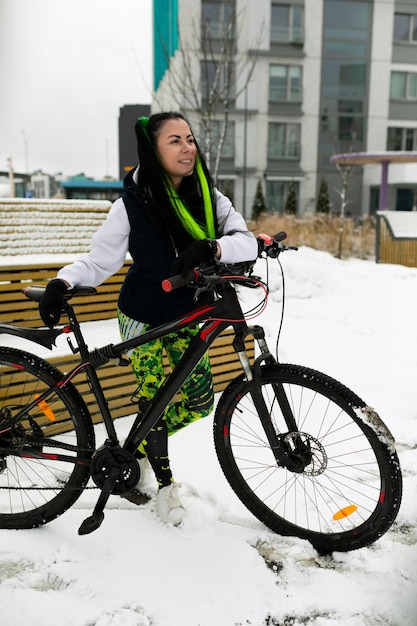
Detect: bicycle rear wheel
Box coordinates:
(214, 364, 402, 553)
(0, 346, 95, 529)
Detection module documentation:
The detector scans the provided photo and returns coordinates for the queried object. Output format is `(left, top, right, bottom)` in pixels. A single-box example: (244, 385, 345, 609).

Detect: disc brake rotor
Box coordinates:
(283, 432, 328, 476)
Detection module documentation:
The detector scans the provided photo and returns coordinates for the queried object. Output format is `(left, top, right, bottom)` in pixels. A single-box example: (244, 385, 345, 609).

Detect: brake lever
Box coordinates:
(190, 271, 211, 301)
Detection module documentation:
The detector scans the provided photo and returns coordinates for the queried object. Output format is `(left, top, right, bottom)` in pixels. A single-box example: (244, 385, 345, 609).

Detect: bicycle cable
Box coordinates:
(275, 256, 286, 361)
(206, 274, 269, 323)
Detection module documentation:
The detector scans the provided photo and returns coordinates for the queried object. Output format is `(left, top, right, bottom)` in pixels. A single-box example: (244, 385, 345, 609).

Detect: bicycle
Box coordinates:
(0, 233, 402, 553)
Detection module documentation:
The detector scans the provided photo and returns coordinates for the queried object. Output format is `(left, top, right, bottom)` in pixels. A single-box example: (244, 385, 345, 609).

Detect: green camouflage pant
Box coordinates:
(118, 310, 214, 486)
(119, 307, 213, 418)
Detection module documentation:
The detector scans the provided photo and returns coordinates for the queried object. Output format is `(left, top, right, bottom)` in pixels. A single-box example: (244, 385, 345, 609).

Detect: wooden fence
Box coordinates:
(376, 211, 417, 267)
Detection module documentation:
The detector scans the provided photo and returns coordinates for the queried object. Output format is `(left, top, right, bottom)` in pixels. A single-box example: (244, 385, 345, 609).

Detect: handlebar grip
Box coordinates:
(257, 231, 288, 258)
(257, 231, 287, 245)
(274, 231, 287, 242)
(162, 270, 198, 293)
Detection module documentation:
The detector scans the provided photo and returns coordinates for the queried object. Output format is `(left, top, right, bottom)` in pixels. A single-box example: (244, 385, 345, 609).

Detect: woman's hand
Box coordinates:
(39, 279, 69, 328)
(171, 240, 219, 278)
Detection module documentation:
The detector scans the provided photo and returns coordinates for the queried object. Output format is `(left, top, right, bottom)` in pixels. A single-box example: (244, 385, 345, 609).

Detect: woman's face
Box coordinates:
(155, 118, 197, 189)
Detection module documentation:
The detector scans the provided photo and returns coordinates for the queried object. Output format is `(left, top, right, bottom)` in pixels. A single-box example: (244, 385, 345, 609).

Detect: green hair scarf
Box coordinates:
(139, 116, 215, 240)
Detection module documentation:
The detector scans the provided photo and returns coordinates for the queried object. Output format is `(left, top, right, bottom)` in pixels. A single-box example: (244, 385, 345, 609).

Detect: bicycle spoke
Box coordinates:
(215, 365, 401, 552)
(0, 347, 94, 528)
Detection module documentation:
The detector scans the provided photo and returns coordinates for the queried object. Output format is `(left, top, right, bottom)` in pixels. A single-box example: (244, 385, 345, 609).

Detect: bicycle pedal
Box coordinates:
(120, 488, 151, 506)
(78, 512, 105, 535)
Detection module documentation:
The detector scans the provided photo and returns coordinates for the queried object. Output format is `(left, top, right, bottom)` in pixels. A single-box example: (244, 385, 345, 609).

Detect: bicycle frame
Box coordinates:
(1, 275, 302, 474)
(83, 278, 289, 457)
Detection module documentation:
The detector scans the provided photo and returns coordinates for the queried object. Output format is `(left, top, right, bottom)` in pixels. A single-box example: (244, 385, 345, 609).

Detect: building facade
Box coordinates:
(153, 0, 417, 218)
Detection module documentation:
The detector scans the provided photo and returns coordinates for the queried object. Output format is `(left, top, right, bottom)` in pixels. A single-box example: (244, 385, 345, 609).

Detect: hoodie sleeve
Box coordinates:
(57, 198, 130, 288)
(214, 189, 258, 263)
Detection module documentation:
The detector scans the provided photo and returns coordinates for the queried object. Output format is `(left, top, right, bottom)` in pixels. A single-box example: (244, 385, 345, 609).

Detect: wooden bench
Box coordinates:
(0, 261, 132, 328)
(0, 261, 254, 428)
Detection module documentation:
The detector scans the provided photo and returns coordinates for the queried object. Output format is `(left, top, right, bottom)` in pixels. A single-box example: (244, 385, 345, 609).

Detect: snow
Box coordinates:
(376, 210, 417, 238)
(1, 246, 417, 626)
(0, 199, 111, 255)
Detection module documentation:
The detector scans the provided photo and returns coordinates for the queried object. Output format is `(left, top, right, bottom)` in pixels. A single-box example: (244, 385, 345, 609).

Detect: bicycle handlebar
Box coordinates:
(21, 232, 297, 301)
(162, 232, 297, 293)
(162, 270, 199, 293)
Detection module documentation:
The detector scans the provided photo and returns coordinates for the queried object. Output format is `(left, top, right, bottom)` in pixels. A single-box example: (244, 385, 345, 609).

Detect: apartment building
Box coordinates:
(153, 0, 417, 218)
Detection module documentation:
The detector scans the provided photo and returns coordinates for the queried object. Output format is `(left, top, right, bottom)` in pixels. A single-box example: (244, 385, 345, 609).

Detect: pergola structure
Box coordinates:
(329, 151, 417, 211)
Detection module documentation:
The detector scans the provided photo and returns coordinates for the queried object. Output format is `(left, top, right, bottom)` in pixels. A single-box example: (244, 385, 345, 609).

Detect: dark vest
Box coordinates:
(118, 172, 201, 325)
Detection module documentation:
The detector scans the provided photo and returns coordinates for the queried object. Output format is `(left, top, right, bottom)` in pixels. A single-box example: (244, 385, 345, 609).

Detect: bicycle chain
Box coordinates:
(0, 435, 97, 491)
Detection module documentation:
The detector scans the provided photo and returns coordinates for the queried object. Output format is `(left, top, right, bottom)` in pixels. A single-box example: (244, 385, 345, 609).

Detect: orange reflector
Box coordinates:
(34, 394, 56, 422)
(333, 505, 358, 521)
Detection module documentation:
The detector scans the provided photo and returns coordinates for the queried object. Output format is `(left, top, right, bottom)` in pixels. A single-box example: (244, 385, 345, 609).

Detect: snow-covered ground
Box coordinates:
(0, 246, 416, 626)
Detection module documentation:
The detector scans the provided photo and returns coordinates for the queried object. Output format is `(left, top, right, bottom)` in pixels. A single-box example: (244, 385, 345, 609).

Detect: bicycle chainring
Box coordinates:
(90, 445, 140, 495)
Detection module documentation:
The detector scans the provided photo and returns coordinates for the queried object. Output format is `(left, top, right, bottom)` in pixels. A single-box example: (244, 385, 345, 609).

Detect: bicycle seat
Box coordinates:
(22, 285, 98, 303)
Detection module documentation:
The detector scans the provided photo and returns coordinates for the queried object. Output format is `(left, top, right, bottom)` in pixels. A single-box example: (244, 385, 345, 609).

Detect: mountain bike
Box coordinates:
(0, 233, 402, 553)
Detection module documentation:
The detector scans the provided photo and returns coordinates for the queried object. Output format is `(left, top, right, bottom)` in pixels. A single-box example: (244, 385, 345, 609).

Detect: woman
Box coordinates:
(39, 112, 257, 525)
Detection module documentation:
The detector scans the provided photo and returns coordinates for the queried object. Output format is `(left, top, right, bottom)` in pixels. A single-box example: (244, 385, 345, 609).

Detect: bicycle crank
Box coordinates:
(79, 445, 141, 536)
(89, 444, 140, 495)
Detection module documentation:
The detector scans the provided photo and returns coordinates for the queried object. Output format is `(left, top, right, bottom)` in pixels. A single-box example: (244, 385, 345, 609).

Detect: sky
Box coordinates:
(0, 0, 152, 180)
(0, 245, 417, 625)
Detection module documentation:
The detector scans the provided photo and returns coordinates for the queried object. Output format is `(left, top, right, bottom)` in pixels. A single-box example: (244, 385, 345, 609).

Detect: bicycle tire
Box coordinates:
(0, 346, 95, 529)
(214, 364, 402, 553)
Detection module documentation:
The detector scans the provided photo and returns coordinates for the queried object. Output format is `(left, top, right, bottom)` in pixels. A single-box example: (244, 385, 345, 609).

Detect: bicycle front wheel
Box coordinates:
(214, 364, 402, 553)
(0, 347, 95, 529)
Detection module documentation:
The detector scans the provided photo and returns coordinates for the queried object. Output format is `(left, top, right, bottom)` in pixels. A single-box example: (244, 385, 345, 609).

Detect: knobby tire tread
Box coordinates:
(214, 363, 402, 553)
(0, 346, 95, 529)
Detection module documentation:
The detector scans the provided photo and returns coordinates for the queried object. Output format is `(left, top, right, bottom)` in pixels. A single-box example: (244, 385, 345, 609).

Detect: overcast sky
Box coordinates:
(0, 0, 152, 180)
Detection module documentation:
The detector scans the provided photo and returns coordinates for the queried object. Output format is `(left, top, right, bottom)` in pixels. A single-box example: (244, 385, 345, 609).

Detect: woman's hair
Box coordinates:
(134, 112, 217, 242)
(135, 111, 212, 191)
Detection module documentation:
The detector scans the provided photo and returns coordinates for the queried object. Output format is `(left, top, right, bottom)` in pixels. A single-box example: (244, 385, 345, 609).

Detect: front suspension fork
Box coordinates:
(237, 326, 311, 472)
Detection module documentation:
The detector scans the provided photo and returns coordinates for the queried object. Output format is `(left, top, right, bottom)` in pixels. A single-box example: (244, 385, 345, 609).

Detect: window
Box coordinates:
(319, 0, 370, 163)
(337, 100, 364, 141)
(266, 180, 299, 214)
(322, 59, 367, 100)
(200, 120, 235, 159)
(201, 60, 235, 101)
(324, 1, 369, 41)
(201, 1, 235, 40)
(387, 127, 417, 151)
(324, 41, 366, 58)
(269, 65, 302, 102)
(271, 4, 303, 44)
(390, 71, 417, 100)
(320, 100, 364, 142)
(396, 188, 415, 211)
(393, 13, 417, 43)
(268, 123, 301, 159)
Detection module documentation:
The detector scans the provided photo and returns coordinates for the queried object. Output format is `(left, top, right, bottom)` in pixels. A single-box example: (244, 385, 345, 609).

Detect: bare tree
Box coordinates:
(326, 125, 360, 258)
(154, 4, 262, 184)
(332, 154, 356, 259)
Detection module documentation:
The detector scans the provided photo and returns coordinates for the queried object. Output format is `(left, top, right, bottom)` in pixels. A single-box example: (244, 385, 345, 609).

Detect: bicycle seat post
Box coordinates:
(62, 301, 90, 360)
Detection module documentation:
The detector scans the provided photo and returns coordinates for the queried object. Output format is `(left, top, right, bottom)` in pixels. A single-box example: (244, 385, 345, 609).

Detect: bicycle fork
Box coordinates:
(242, 326, 312, 473)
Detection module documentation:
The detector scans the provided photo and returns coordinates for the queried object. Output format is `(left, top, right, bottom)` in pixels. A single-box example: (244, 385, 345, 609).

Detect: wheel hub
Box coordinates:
(283, 432, 328, 476)
(90, 445, 140, 495)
